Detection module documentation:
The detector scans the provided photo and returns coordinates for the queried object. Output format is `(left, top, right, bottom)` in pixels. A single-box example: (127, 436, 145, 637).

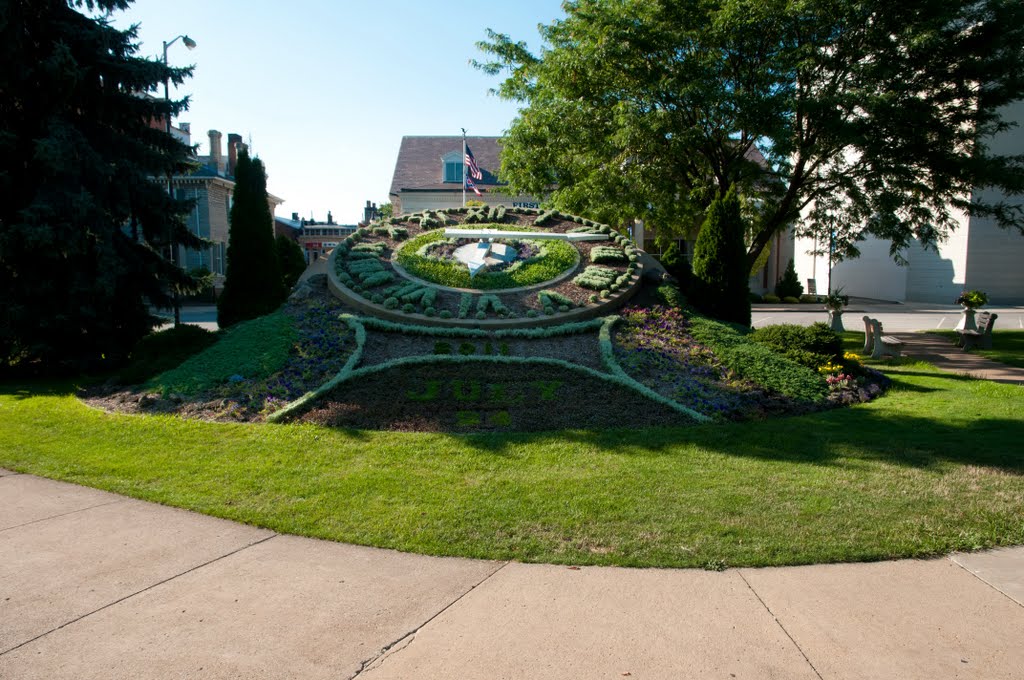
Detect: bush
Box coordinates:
(459, 342, 476, 355)
(434, 342, 451, 354)
(763, 294, 781, 303)
(574, 266, 618, 290)
(383, 297, 399, 310)
(748, 322, 843, 369)
(690, 188, 750, 326)
(782, 296, 800, 304)
(749, 292, 763, 303)
(590, 246, 627, 264)
(686, 316, 827, 402)
(658, 243, 692, 293)
(439, 310, 453, 319)
(775, 258, 804, 299)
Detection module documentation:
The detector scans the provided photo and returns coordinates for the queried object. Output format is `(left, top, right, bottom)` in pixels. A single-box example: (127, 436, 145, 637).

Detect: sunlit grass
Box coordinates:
(3, 358, 1023, 569)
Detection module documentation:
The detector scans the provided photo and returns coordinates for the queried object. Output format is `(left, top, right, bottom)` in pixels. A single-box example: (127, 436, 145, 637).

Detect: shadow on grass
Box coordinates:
(450, 407, 1024, 474)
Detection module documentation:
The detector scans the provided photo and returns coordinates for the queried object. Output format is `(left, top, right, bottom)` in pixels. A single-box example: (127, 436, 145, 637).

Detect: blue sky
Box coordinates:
(112, 1, 565, 223)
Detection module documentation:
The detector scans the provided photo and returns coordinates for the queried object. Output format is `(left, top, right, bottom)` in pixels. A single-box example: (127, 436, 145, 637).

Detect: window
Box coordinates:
(442, 151, 463, 183)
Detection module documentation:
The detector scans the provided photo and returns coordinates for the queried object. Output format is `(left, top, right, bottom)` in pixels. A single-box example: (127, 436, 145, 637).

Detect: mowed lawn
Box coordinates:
(2, 359, 1022, 570)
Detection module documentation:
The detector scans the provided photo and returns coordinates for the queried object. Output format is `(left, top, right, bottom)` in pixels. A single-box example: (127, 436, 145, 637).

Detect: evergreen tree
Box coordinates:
(690, 188, 750, 326)
(217, 149, 285, 327)
(657, 243, 691, 294)
(276, 235, 307, 290)
(0, 0, 200, 371)
(775, 259, 804, 299)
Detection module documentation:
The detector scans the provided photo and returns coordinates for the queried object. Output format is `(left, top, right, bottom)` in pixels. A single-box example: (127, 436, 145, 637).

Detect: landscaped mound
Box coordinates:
(84, 275, 888, 431)
(329, 206, 642, 324)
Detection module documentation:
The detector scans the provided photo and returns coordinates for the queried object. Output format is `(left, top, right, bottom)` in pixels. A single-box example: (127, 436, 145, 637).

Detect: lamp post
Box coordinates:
(162, 34, 196, 327)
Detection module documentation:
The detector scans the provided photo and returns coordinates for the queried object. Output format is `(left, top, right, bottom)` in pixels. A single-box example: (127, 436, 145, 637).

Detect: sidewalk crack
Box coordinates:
(950, 555, 1024, 608)
(347, 561, 509, 679)
(0, 533, 278, 657)
(0, 499, 127, 534)
(737, 570, 824, 680)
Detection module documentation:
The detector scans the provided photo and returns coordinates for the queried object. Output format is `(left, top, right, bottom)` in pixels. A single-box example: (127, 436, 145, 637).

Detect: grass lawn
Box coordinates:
(929, 330, 1024, 369)
(2, 358, 1023, 570)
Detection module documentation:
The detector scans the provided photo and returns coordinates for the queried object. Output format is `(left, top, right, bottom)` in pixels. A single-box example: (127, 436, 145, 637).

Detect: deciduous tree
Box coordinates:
(475, 0, 1024, 270)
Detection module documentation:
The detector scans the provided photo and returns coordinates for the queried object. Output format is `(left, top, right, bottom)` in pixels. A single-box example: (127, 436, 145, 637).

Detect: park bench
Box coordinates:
(956, 311, 998, 351)
(862, 316, 904, 359)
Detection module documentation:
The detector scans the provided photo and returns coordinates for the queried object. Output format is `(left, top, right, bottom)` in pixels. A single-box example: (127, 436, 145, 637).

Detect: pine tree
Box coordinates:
(0, 0, 200, 371)
(217, 149, 285, 327)
(276, 235, 307, 290)
(690, 188, 751, 326)
(775, 259, 804, 299)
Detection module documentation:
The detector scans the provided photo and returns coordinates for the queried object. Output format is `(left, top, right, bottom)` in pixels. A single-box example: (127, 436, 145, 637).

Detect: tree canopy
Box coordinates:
(0, 0, 199, 370)
(475, 0, 1024, 270)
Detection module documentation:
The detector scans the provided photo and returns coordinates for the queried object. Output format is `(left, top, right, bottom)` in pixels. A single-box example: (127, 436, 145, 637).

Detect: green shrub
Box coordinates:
(763, 294, 781, 303)
(544, 305, 555, 315)
(686, 315, 827, 402)
(383, 297, 399, 310)
(749, 292, 763, 303)
(775, 258, 804, 299)
(434, 341, 451, 354)
(424, 307, 436, 317)
(526, 309, 539, 318)
(475, 311, 486, 320)
(360, 272, 394, 288)
(782, 296, 800, 304)
(538, 290, 573, 308)
(748, 322, 843, 369)
(690, 188, 750, 326)
(402, 303, 415, 313)
(573, 266, 618, 290)
(458, 293, 473, 319)
(439, 310, 453, 319)
(590, 246, 626, 264)
(459, 342, 476, 355)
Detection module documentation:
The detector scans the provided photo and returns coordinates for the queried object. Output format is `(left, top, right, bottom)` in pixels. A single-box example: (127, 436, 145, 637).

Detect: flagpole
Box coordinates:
(461, 128, 467, 207)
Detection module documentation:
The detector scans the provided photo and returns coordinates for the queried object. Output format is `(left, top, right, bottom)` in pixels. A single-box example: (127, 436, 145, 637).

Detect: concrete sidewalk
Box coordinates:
(2, 470, 1022, 679)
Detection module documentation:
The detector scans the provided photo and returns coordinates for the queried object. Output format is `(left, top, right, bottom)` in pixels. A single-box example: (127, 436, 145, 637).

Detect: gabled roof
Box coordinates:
(389, 136, 504, 196)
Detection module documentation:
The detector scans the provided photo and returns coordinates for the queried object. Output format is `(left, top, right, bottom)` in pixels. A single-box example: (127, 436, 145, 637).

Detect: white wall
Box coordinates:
(794, 232, 909, 301)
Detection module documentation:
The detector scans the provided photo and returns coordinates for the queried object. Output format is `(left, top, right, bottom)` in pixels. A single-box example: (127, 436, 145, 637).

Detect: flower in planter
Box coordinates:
(824, 287, 849, 310)
(954, 289, 988, 309)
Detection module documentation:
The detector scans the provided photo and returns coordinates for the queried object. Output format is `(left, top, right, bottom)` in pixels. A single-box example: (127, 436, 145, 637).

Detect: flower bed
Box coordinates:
(395, 227, 578, 290)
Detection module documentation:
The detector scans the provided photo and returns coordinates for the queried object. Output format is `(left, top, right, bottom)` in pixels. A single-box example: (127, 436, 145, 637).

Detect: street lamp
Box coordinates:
(162, 34, 196, 327)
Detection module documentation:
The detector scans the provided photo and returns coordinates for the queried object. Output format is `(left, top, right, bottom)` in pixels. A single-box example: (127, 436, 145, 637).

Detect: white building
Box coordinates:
(793, 100, 1024, 304)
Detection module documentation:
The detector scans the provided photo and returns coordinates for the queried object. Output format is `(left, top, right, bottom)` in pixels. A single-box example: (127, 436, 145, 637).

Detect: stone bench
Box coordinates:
(956, 311, 998, 351)
(862, 316, 903, 359)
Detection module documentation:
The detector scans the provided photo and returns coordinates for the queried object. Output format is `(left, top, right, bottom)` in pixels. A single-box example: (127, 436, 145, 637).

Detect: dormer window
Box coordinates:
(442, 151, 463, 183)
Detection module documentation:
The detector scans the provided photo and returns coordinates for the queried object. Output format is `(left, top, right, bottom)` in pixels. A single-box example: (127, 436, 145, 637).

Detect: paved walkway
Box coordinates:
(892, 333, 1024, 386)
(2, 470, 1022, 679)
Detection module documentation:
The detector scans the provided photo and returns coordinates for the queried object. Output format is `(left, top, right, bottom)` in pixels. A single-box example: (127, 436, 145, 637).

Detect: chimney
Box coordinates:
(363, 201, 378, 223)
(227, 133, 242, 176)
(208, 130, 223, 174)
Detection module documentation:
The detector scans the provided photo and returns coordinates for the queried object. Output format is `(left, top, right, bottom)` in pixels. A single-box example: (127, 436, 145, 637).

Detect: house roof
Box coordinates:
(389, 136, 504, 196)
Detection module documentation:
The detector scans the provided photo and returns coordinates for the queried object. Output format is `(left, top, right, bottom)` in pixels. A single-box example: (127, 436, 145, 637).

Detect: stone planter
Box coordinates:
(826, 307, 845, 333)
(955, 306, 978, 332)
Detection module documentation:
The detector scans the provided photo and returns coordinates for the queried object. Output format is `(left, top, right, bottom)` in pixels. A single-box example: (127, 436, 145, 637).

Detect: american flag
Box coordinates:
(464, 144, 483, 181)
(466, 176, 482, 196)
